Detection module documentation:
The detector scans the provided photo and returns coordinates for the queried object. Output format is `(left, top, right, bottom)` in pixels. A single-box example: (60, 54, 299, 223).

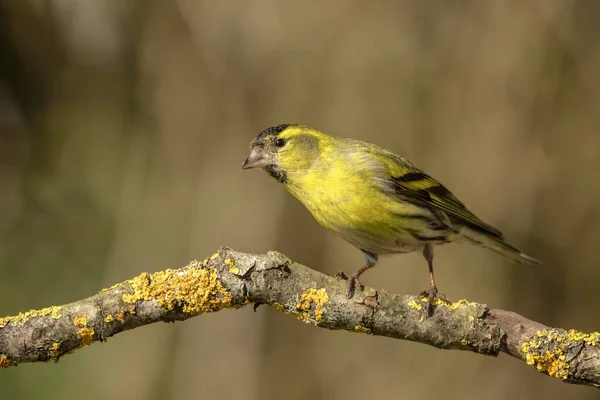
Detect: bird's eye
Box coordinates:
(275, 138, 287, 148)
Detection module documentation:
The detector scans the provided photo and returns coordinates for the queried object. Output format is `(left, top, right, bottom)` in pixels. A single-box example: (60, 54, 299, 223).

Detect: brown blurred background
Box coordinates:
(1, 1, 599, 399)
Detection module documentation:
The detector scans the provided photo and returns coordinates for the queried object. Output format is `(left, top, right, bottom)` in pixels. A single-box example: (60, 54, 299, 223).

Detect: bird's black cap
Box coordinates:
(256, 124, 293, 140)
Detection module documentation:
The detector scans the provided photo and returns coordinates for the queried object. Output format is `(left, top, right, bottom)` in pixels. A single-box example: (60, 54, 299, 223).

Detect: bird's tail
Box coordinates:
(460, 227, 542, 265)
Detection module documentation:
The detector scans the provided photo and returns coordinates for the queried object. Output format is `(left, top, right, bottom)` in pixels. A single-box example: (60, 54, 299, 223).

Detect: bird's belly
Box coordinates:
(306, 192, 438, 254)
(287, 173, 453, 254)
(337, 226, 423, 254)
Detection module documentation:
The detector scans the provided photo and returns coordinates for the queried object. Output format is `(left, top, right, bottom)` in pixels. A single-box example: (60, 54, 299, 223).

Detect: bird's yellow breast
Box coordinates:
(282, 147, 422, 253)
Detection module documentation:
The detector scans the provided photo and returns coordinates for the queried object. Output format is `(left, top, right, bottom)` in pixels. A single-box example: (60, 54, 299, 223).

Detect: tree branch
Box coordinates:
(0, 247, 598, 387)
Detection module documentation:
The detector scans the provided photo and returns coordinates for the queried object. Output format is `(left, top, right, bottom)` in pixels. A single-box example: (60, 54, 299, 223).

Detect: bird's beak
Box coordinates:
(241, 147, 270, 170)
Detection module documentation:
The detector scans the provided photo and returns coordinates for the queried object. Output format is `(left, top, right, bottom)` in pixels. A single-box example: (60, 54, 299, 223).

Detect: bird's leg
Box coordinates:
(424, 243, 437, 293)
(347, 251, 378, 299)
(346, 264, 372, 298)
(419, 243, 443, 316)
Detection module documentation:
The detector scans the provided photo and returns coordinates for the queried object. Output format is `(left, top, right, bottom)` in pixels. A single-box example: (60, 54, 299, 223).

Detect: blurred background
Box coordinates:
(1, 0, 599, 399)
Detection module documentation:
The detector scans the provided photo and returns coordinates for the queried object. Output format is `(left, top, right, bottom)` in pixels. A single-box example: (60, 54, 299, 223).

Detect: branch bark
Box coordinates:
(0, 247, 598, 387)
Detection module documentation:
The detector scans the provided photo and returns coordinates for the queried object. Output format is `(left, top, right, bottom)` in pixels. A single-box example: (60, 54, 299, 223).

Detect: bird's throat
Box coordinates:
(265, 165, 287, 184)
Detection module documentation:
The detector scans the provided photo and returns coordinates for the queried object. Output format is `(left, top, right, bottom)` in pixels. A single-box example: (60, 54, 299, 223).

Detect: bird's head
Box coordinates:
(242, 124, 322, 184)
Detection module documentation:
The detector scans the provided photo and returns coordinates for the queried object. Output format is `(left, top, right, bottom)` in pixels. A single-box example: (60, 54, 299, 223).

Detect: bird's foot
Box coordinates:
(346, 273, 364, 299)
(335, 270, 349, 280)
(335, 271, 363, 299)
(418, 286, 446, 317)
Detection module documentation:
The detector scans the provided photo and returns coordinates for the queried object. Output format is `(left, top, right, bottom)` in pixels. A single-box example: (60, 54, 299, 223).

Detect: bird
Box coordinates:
(241, 124, 541, 315)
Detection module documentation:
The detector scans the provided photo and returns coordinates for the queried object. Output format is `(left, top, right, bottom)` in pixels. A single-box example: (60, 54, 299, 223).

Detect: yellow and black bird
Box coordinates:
(242, 124, 541, 314)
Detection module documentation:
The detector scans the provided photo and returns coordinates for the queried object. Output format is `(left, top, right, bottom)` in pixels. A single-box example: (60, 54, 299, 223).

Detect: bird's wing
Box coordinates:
(378, 153, 503, 239)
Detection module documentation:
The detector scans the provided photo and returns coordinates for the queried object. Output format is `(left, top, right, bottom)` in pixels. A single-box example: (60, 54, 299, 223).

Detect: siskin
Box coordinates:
(242, 124, 541, 314)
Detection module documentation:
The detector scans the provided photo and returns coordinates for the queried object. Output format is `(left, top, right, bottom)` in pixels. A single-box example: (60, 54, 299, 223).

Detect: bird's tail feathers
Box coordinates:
(460, 227, 542, 265)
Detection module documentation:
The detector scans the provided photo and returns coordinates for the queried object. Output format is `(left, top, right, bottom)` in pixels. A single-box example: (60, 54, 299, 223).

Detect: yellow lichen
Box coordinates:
(115, 305, 135, 323)
(536, 329, 549, 338)
(77, 327, 95, 346)
(99, 281, 123, 293)
(197, 254, 219, 268)
(104, 314, 113, 323)
(72, 314, 94, 346)
(73, 315, 87, 327)
(460, 339, 468, 346)
(431, 298, 477, 310)
(353, 324, 371, 334)
(0, 354, 14, 368)
(407, 299, 422, 310)
(567, 329, 600, 346)
(49, 342, 61, 362)
(518, 327, 600, 380)
(295, 288, 329, 324)
(521, 343, 568, 379)
(121, 266, 233, 315)
(0, 306, 62, 328)
(272, 302, 285, 312)
(225, 258, 239, 275)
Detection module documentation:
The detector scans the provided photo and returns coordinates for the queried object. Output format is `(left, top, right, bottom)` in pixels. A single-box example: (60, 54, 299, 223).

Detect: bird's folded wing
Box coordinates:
(380, 159, 503, 239)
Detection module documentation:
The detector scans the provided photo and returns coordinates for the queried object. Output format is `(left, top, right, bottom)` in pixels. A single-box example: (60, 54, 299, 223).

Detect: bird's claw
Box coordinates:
(347, 274, 364, 299)
(335, 271, 349, 280)
(418, 287, 445, 317)
(337, 270, 364, 299)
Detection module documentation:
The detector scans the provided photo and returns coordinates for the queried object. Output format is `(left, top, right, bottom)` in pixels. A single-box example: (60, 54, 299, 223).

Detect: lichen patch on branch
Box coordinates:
(73, 315, 95, 346)
(0, 354, 15, 368)
(0, 306, 63, 328)
(73, 315, 87, 327)
(224, 258, 239, 275)
(566, 329, 600, 346)
(49, 343, 61, 362)
(521, 341, 569, 380)
(520, 328, 600, 380)
(353, 324, 372, 334)
(113, 305, 135, 323)
(430, 298, 478, 311)
(407, 299, 422, 311)
(121, 262, 233, 315)
(295, 288, 329, 324)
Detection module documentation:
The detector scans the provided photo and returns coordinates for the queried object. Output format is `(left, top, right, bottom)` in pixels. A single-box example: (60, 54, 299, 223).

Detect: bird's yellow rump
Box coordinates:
(242, 124, 541, 315)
